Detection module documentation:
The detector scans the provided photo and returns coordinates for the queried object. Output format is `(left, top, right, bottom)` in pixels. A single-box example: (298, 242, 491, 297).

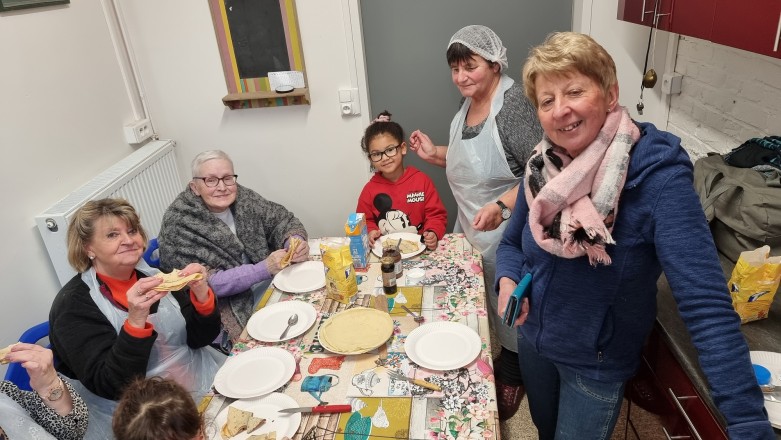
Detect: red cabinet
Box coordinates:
(623, 325, 728, 440)
(617, 0, 714, 37)
(617, 0, 656, 27)
(618, 0, 781, 59)
(655, 0, 715, 40)
(712, 0, 781, 58)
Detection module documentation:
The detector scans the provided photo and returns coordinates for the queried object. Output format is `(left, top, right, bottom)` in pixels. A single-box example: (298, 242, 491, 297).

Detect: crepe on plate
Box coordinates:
(319, 308, 393, 354)
(220, 405, 266, 439)
(382, 238, 420, 254)
(280, 237, 303, 268)
(152, 269, 203, 292)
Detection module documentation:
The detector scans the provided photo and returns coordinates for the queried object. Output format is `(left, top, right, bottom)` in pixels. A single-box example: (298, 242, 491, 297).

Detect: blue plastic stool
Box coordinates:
(143, 237, 160, 268)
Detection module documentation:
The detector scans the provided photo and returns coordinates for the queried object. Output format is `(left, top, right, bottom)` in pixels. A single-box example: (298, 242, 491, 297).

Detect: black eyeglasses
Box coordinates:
(368, 145, 401, 162)
(193, 175, 238, 187)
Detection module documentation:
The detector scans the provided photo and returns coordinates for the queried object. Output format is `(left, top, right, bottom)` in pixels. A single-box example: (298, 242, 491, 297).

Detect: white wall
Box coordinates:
(0, 2, 137, 358)
(116, 0, 371, 240)
(667, 36, 781, 160)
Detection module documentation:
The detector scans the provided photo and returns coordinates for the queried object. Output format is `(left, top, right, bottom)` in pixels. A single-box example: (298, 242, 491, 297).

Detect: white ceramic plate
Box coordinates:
(272, 261, 325, 293)
(213, 347, 295, 399)
(371, 232, 425, 259)
(247, 301, 318, 342)
(319, 308, 393, 355)
(209, 393, 301, 440)
(404, 321, 481, 370)
(750, 351, 781, 429)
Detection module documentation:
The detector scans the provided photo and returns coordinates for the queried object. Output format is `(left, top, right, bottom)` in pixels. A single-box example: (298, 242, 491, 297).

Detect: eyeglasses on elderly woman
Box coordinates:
(192, 175, 238, 187)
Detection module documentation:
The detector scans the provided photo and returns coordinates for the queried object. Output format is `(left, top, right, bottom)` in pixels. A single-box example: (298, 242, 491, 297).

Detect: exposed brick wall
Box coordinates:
(666, 36, 781, 161)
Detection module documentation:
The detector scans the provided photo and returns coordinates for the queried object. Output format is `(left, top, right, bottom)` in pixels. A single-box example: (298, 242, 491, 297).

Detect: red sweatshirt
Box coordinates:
(356, 166, 447, 239)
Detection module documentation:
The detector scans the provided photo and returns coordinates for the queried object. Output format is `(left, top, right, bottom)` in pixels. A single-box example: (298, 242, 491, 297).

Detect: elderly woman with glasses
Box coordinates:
(159, 150, 309, 342)
(49, 198, 224, 439)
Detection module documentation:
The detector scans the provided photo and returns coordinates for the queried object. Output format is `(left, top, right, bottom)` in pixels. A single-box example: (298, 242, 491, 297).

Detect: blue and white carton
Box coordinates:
(345, 213, 370, 269)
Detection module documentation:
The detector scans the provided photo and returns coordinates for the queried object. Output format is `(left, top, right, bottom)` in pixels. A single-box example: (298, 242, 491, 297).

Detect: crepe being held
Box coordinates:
(152, 268, 204, 291)
(280, 236, 304, 268)
(0, 343, 16, 364)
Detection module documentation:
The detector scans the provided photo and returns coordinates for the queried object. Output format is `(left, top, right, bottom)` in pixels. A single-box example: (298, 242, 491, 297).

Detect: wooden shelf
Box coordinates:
(221, 88, 310, 109)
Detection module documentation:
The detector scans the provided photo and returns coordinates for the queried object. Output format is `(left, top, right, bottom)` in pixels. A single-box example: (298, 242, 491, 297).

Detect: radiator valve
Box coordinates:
(45, 218, 58, 232)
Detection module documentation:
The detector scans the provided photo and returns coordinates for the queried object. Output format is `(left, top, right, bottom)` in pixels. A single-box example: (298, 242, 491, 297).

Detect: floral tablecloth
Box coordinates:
(202, 233, 499, 440)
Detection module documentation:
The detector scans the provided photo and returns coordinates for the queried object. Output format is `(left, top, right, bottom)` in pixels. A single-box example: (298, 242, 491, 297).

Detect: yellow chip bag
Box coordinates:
(319, 237, 358, 304)
(729, 245, 781, 323)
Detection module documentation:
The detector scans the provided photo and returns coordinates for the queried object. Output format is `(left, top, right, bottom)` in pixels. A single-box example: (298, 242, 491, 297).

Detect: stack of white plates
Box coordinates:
(750, 351, 781, 429)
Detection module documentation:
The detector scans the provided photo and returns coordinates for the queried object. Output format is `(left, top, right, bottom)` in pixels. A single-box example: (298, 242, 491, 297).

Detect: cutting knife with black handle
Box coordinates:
(279, 404, 352, 414)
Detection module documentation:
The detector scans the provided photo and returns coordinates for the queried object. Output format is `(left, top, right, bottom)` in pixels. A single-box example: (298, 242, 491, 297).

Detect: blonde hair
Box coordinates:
(191, 150, 233, 177)
(113, 377, 203, 440)
(66, 198, 148, 272)
(522, 32, 617, 108)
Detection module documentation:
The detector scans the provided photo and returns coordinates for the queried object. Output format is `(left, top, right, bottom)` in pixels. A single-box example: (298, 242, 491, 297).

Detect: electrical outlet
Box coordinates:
(123, 119, 153, 144)
(337, 87, 360, 116)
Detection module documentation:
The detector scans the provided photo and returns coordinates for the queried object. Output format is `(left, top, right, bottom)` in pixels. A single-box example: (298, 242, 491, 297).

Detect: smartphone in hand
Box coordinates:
(502, 273, 532, 326)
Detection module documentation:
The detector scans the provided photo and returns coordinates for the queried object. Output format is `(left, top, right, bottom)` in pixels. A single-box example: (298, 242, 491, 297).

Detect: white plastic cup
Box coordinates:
(406, 268, 425, 286)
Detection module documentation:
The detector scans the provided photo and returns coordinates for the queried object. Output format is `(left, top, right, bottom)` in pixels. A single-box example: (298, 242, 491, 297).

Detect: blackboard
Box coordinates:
(224, 0, 291, 79)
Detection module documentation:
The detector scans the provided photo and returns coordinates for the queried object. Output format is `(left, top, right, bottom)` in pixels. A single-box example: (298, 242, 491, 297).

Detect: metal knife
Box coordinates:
(279, 404, 352, 414)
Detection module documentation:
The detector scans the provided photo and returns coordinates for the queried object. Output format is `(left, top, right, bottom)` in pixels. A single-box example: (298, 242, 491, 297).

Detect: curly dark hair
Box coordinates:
(360, 110, 406, 154)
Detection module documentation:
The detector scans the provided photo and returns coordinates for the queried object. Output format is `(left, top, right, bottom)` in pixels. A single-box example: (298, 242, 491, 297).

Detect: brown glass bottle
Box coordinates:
(381, 257, 397, 295)
(382, 247, 403, 279)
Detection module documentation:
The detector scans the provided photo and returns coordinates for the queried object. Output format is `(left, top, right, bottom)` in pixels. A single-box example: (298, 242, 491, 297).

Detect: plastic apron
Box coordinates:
(70, 260, 226, 440)
(0, 393, 57, 440)
(446, 74, 519, 260)
(446, 74, 521, 351)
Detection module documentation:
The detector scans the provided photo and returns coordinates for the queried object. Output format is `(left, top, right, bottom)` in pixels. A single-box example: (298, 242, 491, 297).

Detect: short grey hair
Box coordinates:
(191, 150, 234, 177)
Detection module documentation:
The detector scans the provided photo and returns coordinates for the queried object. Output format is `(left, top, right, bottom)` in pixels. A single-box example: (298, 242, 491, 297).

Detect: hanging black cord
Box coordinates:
(640, 25, 654, 98)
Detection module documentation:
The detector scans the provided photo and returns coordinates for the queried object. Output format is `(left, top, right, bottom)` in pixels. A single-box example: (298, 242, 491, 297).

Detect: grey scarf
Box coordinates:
(159, 184, 307, 340)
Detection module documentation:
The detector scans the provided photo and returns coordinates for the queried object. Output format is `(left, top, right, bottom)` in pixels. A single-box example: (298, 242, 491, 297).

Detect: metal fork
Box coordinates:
(400, 305, 424, 323)
(387, 370, 441, 391)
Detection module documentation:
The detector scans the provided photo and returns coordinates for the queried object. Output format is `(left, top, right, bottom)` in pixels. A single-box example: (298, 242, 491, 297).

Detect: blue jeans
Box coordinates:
(518, 334, 625, 440)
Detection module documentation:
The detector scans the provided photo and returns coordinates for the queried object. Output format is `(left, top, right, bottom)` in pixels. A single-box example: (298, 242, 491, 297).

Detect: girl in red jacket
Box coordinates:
(356, 111, 447, 250)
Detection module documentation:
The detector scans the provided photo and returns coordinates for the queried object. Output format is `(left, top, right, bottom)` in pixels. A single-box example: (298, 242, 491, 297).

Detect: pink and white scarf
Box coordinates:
(524, 107, 640, 266)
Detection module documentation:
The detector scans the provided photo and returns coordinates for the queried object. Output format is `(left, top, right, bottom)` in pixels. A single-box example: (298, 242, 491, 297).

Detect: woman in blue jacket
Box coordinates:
(496, 32, 773, 439)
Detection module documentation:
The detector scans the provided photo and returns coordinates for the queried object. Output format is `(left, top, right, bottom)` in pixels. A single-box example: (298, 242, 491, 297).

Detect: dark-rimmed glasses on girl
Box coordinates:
(368, 145, 400, 162)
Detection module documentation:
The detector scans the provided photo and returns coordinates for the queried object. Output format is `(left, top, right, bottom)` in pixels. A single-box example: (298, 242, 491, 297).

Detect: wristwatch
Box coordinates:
(496, 200, 512, 221)
(42, 377, 64, 402)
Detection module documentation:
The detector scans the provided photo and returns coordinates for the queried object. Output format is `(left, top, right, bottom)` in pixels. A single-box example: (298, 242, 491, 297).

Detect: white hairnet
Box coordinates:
(448, 25, 508, 71)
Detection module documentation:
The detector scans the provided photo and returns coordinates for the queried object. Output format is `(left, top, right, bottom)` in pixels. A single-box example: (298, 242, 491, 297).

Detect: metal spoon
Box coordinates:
(279, 313, 299, 340)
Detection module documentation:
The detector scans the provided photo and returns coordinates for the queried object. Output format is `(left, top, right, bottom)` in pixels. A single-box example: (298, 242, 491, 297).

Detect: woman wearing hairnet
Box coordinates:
(409, 25, 543, 420)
